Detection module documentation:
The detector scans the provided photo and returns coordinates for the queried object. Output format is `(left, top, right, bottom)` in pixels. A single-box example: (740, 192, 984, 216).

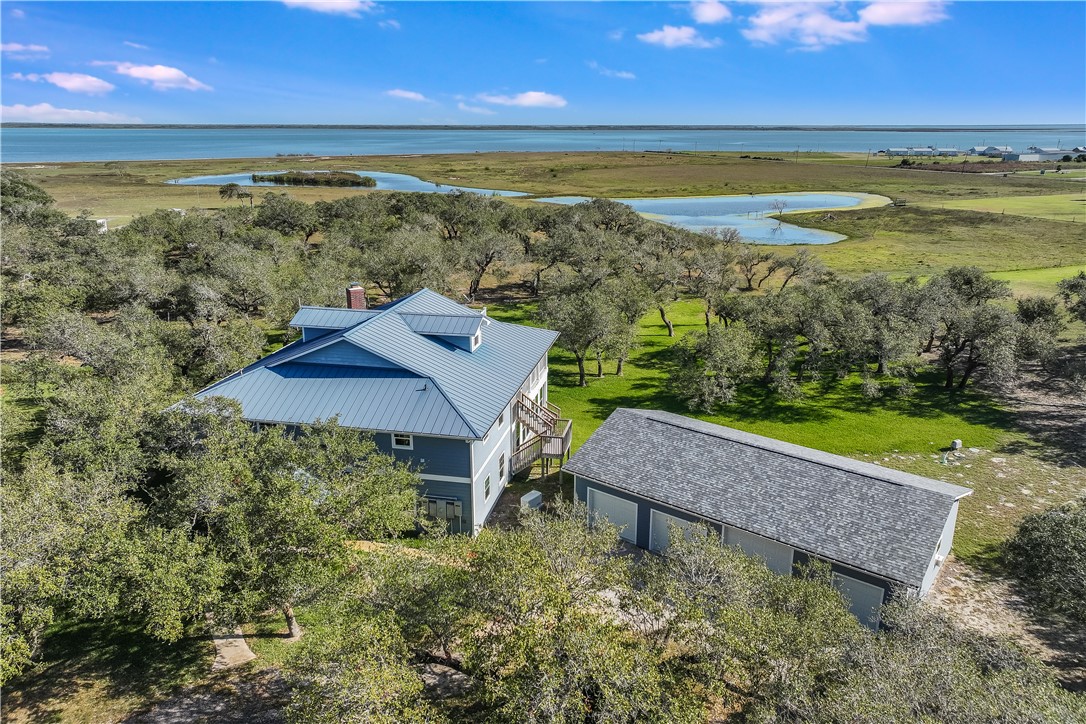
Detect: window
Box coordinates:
(473, 332, 481, 348)
(392, 433, 413, 449)
(484, 475, 492, 500)
(499, 453, 506, 480)
(498, 411, 504, 427)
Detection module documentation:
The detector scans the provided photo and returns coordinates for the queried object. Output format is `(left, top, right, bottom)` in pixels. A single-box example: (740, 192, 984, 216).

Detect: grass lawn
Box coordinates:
(928, 192, 1086, 222)
(488, 297, 1086, 566)
(989, 264, 1086, 298)
(1, 618, 213, 724)
(780, 206, 1086, 277)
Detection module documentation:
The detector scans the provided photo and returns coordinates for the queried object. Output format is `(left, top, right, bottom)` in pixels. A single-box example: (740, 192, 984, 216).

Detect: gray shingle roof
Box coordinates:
(566, 409, 972, 587)
(195, 289, 558, 439)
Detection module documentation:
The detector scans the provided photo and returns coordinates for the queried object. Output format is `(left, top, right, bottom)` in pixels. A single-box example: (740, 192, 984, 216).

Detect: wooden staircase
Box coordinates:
(511, 392, 572, 475)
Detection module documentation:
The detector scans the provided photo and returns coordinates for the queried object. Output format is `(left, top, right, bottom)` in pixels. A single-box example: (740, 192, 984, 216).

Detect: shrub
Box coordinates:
(1004, 497, 1086, 624)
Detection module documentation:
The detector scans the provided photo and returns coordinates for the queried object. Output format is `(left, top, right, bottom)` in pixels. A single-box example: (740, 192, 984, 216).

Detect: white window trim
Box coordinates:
(392, 433, 413, 450)
(484, 474, 492, 501)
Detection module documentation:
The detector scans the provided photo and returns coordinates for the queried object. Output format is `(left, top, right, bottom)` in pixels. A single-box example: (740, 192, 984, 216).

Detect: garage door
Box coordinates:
(725, 527, 794, 575)
(832, 573, 886, 629)
(587, 488, 638, 543)
(649, 509, 697, 553)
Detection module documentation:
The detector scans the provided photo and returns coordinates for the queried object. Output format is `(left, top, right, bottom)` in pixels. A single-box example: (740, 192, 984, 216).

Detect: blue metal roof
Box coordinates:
(401, 313, 484, 337)
(289, 306, 379, 329)
(195, 289, 558, 439)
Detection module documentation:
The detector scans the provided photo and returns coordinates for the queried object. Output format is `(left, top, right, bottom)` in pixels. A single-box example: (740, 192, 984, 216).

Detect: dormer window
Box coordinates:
(471, 331, 482, 350)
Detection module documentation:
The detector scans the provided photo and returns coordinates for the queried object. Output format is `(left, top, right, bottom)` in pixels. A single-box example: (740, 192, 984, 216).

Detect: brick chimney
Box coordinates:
(346, 282, 367, 310)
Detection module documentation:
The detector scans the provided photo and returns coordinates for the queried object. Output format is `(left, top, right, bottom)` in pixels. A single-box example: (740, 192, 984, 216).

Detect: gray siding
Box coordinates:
(374, 432, 471, 479)
(576, 474, 893, 609)
(575, 475, 722, 550)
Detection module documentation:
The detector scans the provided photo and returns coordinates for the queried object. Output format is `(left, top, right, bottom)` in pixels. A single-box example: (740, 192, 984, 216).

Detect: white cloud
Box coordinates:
(280, 0, 375, 17)
(92, 61, 212, 91)
(378, 18, 400, 30)
(859, 1, 948, 26)
(691, 1, 731, 25)
(385, 88, 431, 102)
(10, 72, 115, 95)
(1, 42, 49, 57)
(742, 2, 948, 50)
(124, 40, 150, 50)
(587, 60, 636, 80)
(11, 8, 26, 19)
(607, 29, 625, 41)
(637, 25, 721, 49)
(1, 102, 140, 123)
(477, 91, 567, 108)
(458, 102, 495, 116)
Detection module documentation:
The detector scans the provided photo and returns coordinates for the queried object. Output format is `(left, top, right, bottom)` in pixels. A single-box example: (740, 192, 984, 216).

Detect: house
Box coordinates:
(968, 146, 1013, 157)
(566, 409, 971, 627)
(193, 285, 572, 534)
(933, 148, 960, 157)
(1004, 147, 1072, 162)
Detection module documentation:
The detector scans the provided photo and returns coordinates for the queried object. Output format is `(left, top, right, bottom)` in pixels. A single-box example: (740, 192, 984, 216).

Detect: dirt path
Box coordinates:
(124, 669, 288, 724)
(929, 557, 1086, 690)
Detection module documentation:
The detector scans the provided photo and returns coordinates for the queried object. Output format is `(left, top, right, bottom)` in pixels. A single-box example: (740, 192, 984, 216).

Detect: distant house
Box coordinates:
(933, 148, 960, 157)
(968, 146, 1013, 157)
(193, 286, 572, 534)
(566, 409, 971, 627)
(1004, 147, 1072, 162)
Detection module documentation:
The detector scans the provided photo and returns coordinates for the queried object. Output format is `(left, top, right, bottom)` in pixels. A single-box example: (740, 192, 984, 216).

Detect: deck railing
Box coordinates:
(511, 435, 543, 475)
(542, 419, 572, 459)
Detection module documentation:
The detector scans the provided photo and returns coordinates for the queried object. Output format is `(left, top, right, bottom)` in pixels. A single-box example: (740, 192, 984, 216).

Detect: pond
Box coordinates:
(535, 193, 887, 244)
(166, 170, 528, 197)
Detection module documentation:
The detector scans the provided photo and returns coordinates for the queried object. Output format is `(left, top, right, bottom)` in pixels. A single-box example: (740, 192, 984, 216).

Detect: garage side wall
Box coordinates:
(574, 474, 722, 550)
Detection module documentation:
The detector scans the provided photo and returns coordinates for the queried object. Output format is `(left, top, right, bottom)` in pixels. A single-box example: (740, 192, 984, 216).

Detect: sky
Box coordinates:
(1, 1, 1083, 125)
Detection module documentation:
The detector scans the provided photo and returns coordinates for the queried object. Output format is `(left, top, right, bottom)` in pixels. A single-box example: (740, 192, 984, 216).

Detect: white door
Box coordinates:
(726, 527, 794, 575)
(587, 488, 638, 543)
(832, 573, 886, 629)
(649, 509, 697, 553)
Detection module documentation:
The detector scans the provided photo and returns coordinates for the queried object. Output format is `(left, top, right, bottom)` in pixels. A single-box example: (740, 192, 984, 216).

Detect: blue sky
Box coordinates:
(2, 1, 1083, 124)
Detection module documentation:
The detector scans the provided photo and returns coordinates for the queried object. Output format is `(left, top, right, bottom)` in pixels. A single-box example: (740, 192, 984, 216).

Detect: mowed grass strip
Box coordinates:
(989, 264, 1086, 298)
(928, 192, 1086, 222)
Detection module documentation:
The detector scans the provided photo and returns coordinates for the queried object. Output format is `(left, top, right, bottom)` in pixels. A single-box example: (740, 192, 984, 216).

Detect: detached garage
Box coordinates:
(569, 409, 972, 627)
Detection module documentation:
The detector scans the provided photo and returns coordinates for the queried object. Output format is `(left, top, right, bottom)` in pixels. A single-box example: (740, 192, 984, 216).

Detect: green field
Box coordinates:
(488, 298, 1086, 565)
(929, 192, 1086, 222)
(8, 150, 1070, 223)
(990, 264, 1086, 297)
(780, 206, 1085, 277)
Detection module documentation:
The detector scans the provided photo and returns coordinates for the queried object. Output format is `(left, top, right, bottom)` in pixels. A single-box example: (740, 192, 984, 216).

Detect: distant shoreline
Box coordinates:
(3, 123, 1084, 133)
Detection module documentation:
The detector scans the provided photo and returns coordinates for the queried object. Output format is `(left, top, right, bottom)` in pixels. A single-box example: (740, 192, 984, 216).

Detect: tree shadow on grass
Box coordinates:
(3, 617, 212, 723)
